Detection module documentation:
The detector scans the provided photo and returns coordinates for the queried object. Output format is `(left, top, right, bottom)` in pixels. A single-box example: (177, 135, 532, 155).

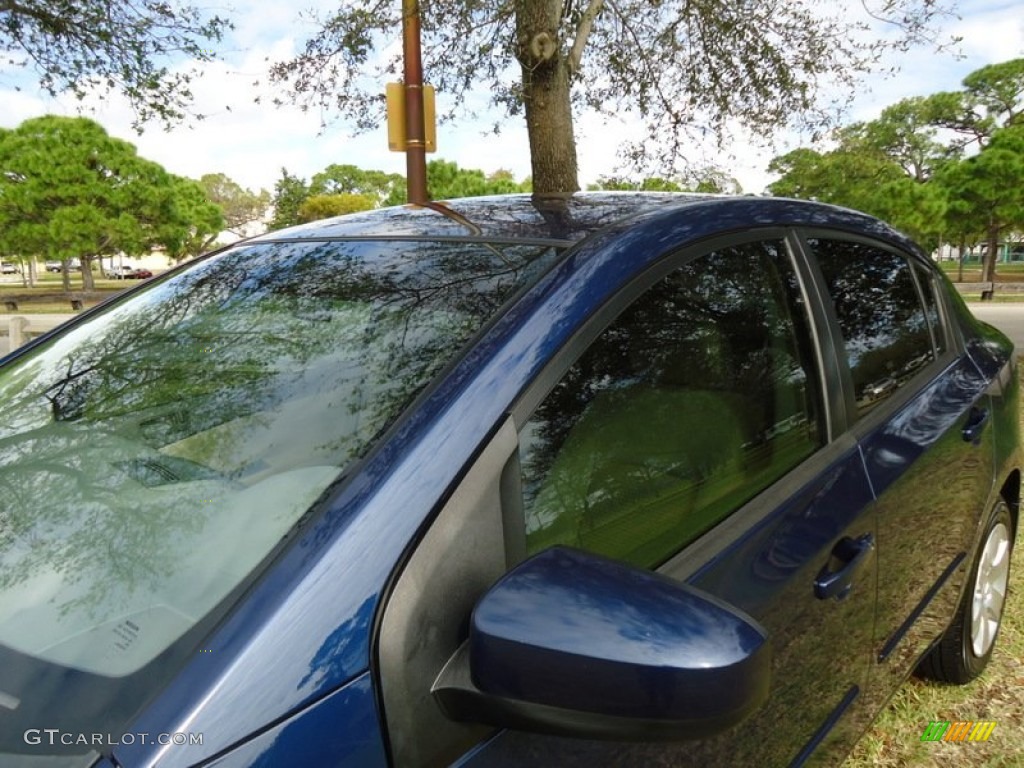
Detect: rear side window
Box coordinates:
(518, 239, 823, 568)
(809, 239, 934, 415)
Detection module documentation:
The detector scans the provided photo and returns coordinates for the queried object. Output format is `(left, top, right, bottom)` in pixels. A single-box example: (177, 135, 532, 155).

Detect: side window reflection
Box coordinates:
(519, 240, 823, 568)
(809, 239, 935, 415)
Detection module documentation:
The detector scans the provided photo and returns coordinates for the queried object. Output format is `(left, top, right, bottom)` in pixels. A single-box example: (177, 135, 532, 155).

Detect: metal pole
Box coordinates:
(402, 0, 429, 205)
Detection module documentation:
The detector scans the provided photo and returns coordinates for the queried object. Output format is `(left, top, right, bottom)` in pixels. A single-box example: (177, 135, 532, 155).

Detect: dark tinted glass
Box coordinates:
(519, 240, 822, 568)
(0, 237, 560, 762)
(810, 239, 934, 415)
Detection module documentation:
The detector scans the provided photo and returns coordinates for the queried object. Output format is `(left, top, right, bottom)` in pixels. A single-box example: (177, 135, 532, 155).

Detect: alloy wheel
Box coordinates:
(971, 521, 1011, 658)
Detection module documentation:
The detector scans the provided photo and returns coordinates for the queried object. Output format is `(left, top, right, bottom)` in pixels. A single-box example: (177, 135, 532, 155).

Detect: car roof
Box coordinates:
(250, 192, 715, 244)
(245, 191, 919, 256)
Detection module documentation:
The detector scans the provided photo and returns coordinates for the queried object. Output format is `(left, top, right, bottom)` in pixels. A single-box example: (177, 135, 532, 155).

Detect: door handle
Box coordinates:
(814, 534, 875, 601)
(962, 406, 989, 444)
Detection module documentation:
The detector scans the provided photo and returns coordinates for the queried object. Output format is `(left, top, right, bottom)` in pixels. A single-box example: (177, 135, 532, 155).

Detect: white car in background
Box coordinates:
(45, 259, 83, 273)
(105, 265, 138, 279)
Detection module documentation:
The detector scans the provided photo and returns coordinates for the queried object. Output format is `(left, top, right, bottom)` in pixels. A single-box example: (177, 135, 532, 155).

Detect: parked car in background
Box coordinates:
(0, 194, 1018, 768)
(104, 265, 138, 279)
(0, 261, 20, 274)
(131, 268, 153, 279)
(44, 259, 83, 273)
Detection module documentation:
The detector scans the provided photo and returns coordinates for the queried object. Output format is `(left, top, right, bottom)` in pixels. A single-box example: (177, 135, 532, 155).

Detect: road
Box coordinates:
(968, 303, 1024, 354)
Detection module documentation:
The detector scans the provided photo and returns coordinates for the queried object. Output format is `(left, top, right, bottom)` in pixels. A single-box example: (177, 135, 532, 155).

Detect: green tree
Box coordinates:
(936, 125, 1024, 282)
(591, 169, 741, 194)
(766, 145, 945, 247)
(768, 147, 905, 209)
(916, 58, 1024, 151)
(870, 176, 947, 252)
(0, 116, 185, 289)
(681, 169, 742, 195)
(418, 159, 529, 203)
(297, 193, 376, 222)
(840, 97, 959, 182)
(198, 174, 270, 237)
(268, 169, 310, 231)
(588, 176, 683, 192)
(1, 0, 230, 127)
(897, 90, 992, 153)
(163, 176, 226, 261)
(962, 58, 1024, 131)
(270, 1, 952, 195)
(309, 164, 404, 205)
(767, 58, 1024, 263)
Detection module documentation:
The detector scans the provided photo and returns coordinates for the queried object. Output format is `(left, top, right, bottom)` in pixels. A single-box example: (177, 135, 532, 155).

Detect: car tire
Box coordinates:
(919, 499, 1014, 684)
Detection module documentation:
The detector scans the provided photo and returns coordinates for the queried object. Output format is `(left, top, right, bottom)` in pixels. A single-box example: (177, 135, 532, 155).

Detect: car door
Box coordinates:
(799, 236, 997, 708)
(377, 232, 879, 767)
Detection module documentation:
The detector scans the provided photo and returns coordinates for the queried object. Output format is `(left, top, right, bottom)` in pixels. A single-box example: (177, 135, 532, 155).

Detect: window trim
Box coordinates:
(921, 261, 966, 356)
(784, 228, 849, 441)
(909, 260, 944, 357)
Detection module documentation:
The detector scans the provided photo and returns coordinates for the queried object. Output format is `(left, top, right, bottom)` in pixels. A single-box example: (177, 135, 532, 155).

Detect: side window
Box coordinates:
(913, 261, 948, 356)
(518, 240, 823, 569)
(809, 239, 935, 415)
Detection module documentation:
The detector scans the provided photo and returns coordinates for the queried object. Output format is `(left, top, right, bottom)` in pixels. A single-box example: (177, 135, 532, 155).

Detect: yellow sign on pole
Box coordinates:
(386, 82, 437, 152)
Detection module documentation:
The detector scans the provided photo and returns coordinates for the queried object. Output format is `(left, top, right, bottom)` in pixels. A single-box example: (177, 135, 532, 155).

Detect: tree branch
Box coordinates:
(604, 0, 677, 119)
(567, 0, 605, 75)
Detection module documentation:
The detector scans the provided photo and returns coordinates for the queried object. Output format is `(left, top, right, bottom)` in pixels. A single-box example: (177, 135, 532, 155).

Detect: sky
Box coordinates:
(1, 1, 1022, 197)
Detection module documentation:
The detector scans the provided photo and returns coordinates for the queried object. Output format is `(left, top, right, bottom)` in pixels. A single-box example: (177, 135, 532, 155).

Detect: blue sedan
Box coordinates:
(0, 193, 1018, 767)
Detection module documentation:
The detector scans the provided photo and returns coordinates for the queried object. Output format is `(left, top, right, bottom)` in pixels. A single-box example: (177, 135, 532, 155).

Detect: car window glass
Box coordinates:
(913, 262, 947, 356)
(0, 237, 560, 746)
(809, 239, 934, 416)
(518, 240, 823, 568)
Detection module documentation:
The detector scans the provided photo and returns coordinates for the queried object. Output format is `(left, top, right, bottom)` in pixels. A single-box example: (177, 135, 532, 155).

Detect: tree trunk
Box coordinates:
(982, 224, 999, 284)
(81, 256, 95, 290)
(61, 258, 71, 293)
(957, 237, 965, 283)
(515, 1, 579, 195)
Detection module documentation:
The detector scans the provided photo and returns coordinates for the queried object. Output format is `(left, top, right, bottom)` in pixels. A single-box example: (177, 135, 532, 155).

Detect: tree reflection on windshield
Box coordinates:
(0, 237, 558, 687)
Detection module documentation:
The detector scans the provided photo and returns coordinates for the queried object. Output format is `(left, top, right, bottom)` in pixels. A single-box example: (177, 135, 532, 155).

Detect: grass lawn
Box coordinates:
(844, 592, 1024, 766)
(843, 365, 1024, 767)
(935, 261, 1024, 301)
(0, 273, 135, 312)
(939, 261, 1024, 283)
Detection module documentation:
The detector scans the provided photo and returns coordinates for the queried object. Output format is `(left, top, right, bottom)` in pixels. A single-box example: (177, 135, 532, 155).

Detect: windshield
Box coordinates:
(0, 237, 560, 763)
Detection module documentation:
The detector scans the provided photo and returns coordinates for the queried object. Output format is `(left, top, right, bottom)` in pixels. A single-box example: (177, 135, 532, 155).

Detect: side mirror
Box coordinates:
(432, 546, 770, 741)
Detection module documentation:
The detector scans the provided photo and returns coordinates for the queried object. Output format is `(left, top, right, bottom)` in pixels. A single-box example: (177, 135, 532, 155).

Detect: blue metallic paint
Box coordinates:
(468, 546, 769, 720)
(859, 354, 996, 719)
(457, 442, 879, 766)
(199, 673, 387, 768)
(87, 195, 1005, 767)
